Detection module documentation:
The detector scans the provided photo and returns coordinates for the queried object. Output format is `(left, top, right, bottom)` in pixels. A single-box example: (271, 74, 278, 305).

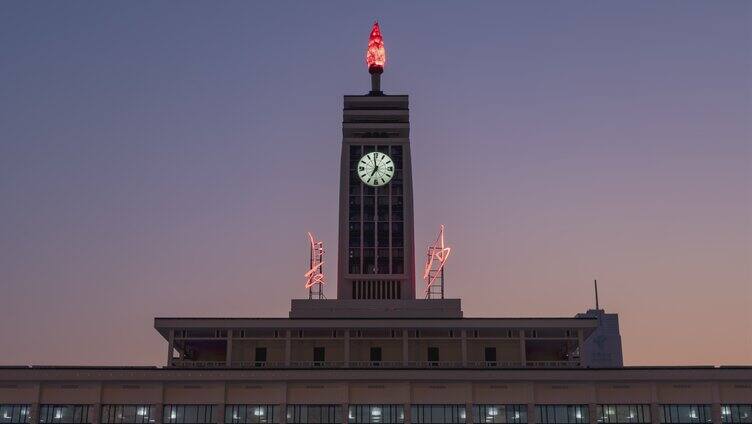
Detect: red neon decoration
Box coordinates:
(304, 232, 325, 298)
(366, 21, 386, 73)
(423, 225, 451, 298)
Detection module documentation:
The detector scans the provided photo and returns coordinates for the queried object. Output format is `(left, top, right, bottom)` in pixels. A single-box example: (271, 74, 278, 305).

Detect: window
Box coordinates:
(313, 347, 326, 363)
(286, 405, 341, 424)
(163, 405, 214, 424)
(484, 347, 497, 364)
(722, 405, 752, 423)
(255, 347, 267, 365)
(0, 405, 30, 424)
(411, 405, 466, 424)
(597, 405, 650, 423)
(474, 405, 527, 423)
(660, 405, 712, 424)
(39, 406, 89, 424)
(427, 347, 440, 364)
(225, 405, 278, 424)
(370, 347, 382, 363)
(536, 405, 588, 424)
(349, 405, 403, 424)
(101, 406, 156, 424)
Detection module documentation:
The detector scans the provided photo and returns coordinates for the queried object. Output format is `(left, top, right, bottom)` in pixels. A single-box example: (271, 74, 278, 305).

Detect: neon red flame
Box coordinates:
(423, 225, 451, 295)
(305, 232, 325, 290)
(366, 21, 386, 72)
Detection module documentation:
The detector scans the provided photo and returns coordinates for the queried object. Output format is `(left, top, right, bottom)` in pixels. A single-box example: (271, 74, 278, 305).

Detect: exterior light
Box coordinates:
(488, 408, 498, 416)
(514, 412, 520, 419)
(371, 408, 381, 416)
(55, 410, 63, 420)
(575, 410, 582, 419)
(366, 21, 386, 73)
(170, 411, 177, 420)
(254, 408, 264, 416)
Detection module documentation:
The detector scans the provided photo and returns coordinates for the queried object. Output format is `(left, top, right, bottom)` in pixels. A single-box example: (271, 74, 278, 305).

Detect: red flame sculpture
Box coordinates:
(366, 21, 386, 73)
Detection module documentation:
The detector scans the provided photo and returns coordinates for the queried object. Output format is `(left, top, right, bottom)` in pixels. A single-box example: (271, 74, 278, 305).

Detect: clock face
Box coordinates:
(357, 151, 394, 187)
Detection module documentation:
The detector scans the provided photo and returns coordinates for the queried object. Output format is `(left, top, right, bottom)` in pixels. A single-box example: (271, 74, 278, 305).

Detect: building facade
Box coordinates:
(1, 23, 749, 424)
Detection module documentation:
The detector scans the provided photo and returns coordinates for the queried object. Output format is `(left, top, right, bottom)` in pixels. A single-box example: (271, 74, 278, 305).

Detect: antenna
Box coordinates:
(423, 225, 451, 299)
(304, 232, 326, 299)
(594, 279, 600, 310)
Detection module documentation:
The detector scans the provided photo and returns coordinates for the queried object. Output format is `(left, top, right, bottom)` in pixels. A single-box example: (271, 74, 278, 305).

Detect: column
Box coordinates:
(226, 330, 233, 367)
(166, 329, 175, 366)
(404, 403, 412, 424)
(342, 403, 350, 424)
(213, 404, 225, 424)
(461, 330, 468, 367)
(29, 404, 40, 424)
(711, 382, 722, 424)
(650, 383, 661, 424)
(588, 404, 597, 424)
(285, 330, 292, 366)
(402, 330, 409, 366)
(526, 382, 536, 424)
(578, 329, 585, 367)
(465, 402, 473, 424)
(344, 330, 351, 367)
(155, 404, 164, 424)
(519, 330, 527, 367)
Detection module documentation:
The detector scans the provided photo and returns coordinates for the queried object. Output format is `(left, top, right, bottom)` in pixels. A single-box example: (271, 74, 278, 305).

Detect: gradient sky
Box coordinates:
(1, 1, 750, 367)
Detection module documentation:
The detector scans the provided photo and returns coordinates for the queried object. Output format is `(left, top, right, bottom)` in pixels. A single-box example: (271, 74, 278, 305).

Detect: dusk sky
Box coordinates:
(1, 2, 750, 366)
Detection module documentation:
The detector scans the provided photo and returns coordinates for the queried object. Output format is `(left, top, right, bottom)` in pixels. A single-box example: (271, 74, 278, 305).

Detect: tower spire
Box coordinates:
(366, 21, 386, 95)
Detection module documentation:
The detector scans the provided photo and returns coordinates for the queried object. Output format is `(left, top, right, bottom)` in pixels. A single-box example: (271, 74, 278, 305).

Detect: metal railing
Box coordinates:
(171, 359, 580, 369)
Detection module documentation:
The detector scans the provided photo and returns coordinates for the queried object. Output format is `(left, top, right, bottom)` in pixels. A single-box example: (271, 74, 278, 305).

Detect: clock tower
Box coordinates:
(336, 22, 416, 300)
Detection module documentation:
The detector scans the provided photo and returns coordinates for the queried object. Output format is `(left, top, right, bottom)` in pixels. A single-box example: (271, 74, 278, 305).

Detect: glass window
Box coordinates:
(597, 405, 650, 424)
(349, 197, 361, 223)
(363, 248, 375, 274)
(286, 405, 341, 424)
(391, 197, 403, 221)
(348, 248, 361, 274)
(348, 405, 403, 424)
(722, 405, 752, 423)
(377, 196, 389, 221)
(660, 405, 712, 424)
(225, 406, 278, 424)
(39, 406, 89, 424)
(411, 405, 466, 424)
(0, 405, 30, 424)
(391, 223, 403, 247)
(163, 405, 213, 424)
(101, 406, 156, 424)
(391, 249, 404, 274)
(363, 223, 375, 247)
(536, 405, 588, 424)
(349, 146, 362, 169)
(474, 405, 526, 423)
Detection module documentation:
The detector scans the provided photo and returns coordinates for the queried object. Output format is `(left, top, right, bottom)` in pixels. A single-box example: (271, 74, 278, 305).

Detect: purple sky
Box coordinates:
(1, 2, 750, 366)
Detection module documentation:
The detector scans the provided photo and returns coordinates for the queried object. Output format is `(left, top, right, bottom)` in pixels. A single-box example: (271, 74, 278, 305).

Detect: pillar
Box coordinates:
(588, 404, 597, 424)
(166, 329, 175, 366)
(285, 330, 292, 366)
(578, 329, 585, 367)
(213, 404, 225, 424)
(226, 330, 233, 367)
(29, 404, 40, 424)
(344, 330, 351, 367)
(520, 330, 527, 367)
(402, 330, 409, 366)
(461, 330, 468, 367)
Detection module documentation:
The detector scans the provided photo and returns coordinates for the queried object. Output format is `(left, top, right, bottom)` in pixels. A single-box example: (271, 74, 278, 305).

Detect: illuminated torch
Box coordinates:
(366, 21, 386, 94)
